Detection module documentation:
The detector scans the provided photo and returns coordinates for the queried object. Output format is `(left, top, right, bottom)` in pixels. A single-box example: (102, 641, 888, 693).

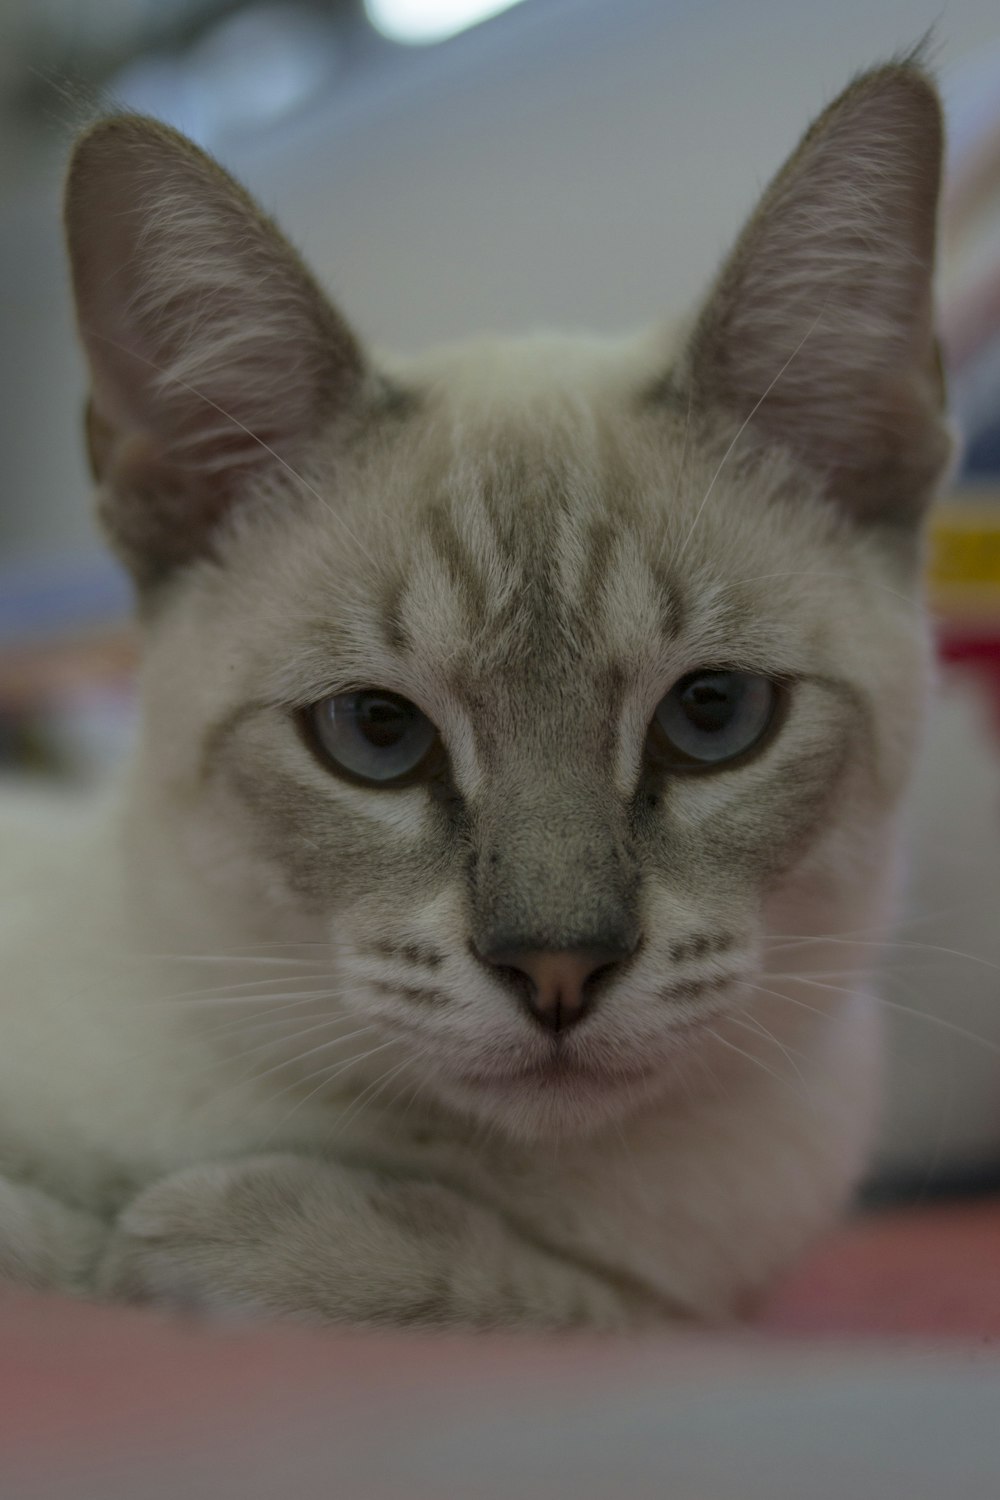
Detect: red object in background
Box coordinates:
(939, 630, 1000, 739)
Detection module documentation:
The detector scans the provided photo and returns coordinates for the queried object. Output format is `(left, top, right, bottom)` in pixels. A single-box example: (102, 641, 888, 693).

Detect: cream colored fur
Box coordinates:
(0, 61, 950, 1326)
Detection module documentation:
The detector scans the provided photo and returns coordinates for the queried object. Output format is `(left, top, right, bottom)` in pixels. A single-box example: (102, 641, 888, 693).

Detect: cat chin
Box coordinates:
(425, 1059, 672, 1143)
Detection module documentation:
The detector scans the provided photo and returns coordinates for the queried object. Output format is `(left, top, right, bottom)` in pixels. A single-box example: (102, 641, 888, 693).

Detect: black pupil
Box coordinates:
(356, 694, 411, 749)
(680, 674, 738, 734)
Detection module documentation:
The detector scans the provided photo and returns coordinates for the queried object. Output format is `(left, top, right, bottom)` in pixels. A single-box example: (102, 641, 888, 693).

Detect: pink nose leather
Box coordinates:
(485, 947, 622, 1032)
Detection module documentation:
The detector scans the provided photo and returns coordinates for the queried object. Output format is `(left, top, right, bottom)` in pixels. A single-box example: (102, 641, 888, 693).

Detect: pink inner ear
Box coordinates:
(67, 118, 364, 473)
(685, 67, 949, 517)
(65, 115, 366, 581)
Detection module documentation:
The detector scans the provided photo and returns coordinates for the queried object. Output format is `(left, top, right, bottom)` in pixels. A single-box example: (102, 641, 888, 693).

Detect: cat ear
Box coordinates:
(65, 116, 367, 585)
(680, 62, 952, 524)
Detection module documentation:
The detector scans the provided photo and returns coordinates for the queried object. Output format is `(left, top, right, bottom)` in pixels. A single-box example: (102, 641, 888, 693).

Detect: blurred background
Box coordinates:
(1, 0, 1000, 1193)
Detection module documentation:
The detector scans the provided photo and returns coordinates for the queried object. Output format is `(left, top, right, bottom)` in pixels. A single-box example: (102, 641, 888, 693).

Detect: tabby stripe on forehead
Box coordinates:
(651, 565, 686, 643)
(380, 573, 412, 656)
(422, 503, 491, 630)
(577, 514, 619, 620)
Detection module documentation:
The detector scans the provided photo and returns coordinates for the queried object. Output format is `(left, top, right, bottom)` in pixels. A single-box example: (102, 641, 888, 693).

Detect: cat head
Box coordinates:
(65, 63, 950, 1141)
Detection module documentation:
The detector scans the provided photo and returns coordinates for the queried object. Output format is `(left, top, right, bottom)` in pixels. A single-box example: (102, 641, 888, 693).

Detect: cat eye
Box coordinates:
(307, 690, 439, 785)
(650, 670, 779, 770)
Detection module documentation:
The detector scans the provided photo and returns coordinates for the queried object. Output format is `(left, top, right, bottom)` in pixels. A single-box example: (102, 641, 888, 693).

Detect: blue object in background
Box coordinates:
(0, 553, 131, 646)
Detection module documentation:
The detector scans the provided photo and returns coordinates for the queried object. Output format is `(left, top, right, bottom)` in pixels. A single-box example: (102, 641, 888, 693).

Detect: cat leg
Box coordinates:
(0, 1176, 108, 1293)
(99, 1155, 662, 1329)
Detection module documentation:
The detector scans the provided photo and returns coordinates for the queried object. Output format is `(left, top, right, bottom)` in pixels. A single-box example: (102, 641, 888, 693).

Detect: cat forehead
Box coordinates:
(206, 335, 868, 709)
(341, 366, 687, 681)
(354, 371, 838, 660)
(269, 455, 830, 709)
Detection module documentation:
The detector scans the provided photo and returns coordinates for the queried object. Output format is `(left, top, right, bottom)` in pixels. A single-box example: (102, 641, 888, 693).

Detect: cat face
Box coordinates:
(134, 345, 927, 1138)
(65, 64, 951, 1140)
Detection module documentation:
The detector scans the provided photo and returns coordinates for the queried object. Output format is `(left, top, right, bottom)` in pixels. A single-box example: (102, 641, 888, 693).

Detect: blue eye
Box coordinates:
(309, 690, 438, 785)
(651, 671, 778, 769)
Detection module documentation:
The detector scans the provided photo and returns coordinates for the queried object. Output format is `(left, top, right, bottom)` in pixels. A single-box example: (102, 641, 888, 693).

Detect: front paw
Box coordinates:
(98, 1155, 330, 1317)
(100, 1154, 527, 1327)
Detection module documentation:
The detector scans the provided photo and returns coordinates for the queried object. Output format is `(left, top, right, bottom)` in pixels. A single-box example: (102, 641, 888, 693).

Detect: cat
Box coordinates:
(0, 58, 951, 1326)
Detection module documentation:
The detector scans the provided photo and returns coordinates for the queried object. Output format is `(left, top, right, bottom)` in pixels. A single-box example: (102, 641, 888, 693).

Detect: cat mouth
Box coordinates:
(456, 1054, 657, 1092)
(450, 1012, 719, 1095)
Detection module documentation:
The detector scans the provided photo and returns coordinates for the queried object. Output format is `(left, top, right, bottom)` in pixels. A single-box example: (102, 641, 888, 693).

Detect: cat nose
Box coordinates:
(481, 945, 630, 1033)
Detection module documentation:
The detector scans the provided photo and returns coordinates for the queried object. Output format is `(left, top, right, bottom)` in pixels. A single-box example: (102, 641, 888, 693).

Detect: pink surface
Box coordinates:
(0, 1202, 997, 1423)
(3, 1205, 1000, 1498)
(763, 1198, 1000, 1337)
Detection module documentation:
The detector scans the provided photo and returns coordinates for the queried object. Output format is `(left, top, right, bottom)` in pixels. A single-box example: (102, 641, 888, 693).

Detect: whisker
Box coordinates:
(766, 935, 1000, 972)
(137, 950, 337, 965)
(703, 1024, 802, 1093)
(161, 984, 348, 1008)
(756, 974, 1000, 1058)
(744, 978, 832, 1020)
(139, 977, 339, 1006)
(236, 1021, 380, 1088)
(675, 307, 825, 563)
(166, 1013, 379, 1100)
(203, 1027, 391, 1131)
(762, 968, 875, 982)
(262, 1037, 400, 1139)
(365, 1070, 427, 1147)
(762, 904, 978, 948)
(180, 991, 345, 1046)
(728, 1010, 805, 1082)
(332, 1057, 416, 1139)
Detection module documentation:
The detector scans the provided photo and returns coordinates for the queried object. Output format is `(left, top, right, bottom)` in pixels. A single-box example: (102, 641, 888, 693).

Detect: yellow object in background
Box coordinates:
(928, 493, 1000, 620)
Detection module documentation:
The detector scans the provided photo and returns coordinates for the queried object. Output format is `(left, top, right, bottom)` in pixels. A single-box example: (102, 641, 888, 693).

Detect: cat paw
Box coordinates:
(98, 1155, 328, 1317)
(100, 1154, 492, 1325)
